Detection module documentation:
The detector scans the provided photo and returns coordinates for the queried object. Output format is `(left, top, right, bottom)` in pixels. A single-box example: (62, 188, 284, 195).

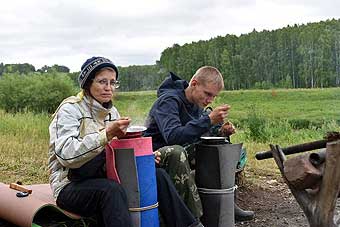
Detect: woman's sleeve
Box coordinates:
(52, 103, 107, 168)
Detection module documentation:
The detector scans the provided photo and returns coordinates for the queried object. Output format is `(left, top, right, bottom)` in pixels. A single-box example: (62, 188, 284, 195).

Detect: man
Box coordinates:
(143, 66, 254, 221)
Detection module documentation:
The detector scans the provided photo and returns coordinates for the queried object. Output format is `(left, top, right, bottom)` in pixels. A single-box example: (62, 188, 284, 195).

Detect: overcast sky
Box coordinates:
(1, 0, 339, 72)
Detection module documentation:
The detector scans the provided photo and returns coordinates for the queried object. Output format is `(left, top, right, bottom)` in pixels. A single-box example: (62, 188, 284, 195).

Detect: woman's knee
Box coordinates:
(100, 179, 127, 200)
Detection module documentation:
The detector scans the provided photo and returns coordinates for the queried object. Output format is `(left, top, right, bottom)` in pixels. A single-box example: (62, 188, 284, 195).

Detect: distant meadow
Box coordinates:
(1, 88, 339, 185)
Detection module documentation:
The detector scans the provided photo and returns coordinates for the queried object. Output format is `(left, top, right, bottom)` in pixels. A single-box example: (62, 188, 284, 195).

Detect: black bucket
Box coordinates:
(195, 142, 242, 227)
(198, 186, 237, 227)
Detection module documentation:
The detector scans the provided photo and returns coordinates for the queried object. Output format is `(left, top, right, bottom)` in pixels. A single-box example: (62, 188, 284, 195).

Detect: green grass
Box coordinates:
(0, 110, 50, 184)
(214, 88, 340, 122)
(116, 88, 340, 126)
(0, 88, 339, 185)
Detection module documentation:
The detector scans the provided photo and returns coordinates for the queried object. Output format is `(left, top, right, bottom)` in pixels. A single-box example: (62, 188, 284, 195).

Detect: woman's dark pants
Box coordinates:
(57, 178, 132, 227)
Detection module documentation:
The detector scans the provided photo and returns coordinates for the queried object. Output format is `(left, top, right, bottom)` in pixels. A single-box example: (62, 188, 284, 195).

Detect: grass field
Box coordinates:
(0, 88, 339, 185)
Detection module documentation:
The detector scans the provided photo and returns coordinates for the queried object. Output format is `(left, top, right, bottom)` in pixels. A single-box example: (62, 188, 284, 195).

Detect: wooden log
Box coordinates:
(270, 141, 340, 227)
(312, 140, 340, 226)
(257, 132, 340, 160)
(256, 140, 327, 160)
(283, 154, 322, 190)
(270, 144, 312, 218)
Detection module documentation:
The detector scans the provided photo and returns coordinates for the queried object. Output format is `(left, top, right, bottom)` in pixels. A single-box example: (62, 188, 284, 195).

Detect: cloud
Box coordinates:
(0, 0, 339, 71)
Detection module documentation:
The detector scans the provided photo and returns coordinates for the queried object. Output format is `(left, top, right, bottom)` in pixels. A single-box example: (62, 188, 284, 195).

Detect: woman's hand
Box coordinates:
(106, 117, 131, 140)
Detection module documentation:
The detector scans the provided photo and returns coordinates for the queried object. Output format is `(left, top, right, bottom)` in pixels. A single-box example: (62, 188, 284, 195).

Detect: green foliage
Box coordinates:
(244, 106, 269, 142)
(118, 65, 166, 91)
(0, 73, 77, 113)
(277, 75, 293, 88)
(68, 72, 80, 87)
(159, 19, 340, 90)
(288, 119, 311, 129)
(242, 111, 339, 145)
(37, 64, 70, 73)
(253, 81, 273, 89)
(0, 63, 35, 75)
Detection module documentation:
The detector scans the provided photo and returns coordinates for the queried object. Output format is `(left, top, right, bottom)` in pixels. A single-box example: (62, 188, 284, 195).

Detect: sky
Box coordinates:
(1, 0, 339, 72)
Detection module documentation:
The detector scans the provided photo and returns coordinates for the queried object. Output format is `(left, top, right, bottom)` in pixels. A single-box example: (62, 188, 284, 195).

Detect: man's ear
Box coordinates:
(191, 79, 198, 87)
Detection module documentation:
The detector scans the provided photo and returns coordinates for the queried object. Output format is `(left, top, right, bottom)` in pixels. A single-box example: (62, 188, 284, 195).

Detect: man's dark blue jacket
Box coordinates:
(143, 72, 212, 151)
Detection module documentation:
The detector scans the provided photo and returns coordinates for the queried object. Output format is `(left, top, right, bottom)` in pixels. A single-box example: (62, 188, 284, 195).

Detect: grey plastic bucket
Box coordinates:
(198, 186, 237, 227)
(195, 143, 242, 227)
(195, 143, 242, 189)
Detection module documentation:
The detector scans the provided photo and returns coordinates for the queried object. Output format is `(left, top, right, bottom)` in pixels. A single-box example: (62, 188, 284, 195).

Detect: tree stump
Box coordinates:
(270, 140, 340, 227)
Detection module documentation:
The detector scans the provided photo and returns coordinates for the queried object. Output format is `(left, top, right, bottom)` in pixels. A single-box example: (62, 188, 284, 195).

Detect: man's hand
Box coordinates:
(219, 121, 236, 136)
(154, 150, 161, 165)
(208, 104, 231, 125)
(106, 117, 131, 140)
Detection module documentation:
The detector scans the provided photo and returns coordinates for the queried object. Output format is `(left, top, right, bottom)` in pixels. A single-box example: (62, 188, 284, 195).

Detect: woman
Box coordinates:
(48, 56, 203, 227)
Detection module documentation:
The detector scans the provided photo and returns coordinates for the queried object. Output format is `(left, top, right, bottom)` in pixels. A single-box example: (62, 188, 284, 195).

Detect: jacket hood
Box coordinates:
(157, 72, 188, 97)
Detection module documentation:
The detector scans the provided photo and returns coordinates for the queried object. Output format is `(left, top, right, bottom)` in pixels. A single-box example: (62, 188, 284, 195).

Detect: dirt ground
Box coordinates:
(235, 178, 306, 227)
(1, 176, 339, 227)
(235, 176, 340, 227)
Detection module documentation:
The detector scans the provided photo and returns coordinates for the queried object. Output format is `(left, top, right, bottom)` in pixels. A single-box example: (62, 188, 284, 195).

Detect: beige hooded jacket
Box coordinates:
(48, 92, 120, 199)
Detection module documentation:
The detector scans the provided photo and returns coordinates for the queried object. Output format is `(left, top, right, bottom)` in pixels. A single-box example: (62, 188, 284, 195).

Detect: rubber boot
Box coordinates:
(234, 187, 254, 222)
(234, 172, 254, 222)
(234, 203, 255, 222)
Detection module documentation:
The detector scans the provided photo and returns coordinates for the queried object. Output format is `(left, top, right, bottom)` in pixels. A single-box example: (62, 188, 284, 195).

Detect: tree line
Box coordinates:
(2, 18, 340, 91)
(0, 63, 165, 92)
(160, 18, 340, 89)
(0, 63, 70, 74)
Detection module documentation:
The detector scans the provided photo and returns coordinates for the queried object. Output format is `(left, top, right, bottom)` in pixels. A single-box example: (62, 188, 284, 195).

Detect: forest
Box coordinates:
(160, 18, 340, 90)
(1, 18, 340, 91)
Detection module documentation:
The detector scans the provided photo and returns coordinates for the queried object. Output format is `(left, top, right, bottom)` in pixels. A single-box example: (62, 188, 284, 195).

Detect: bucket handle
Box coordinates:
(197, 185, 238, 194)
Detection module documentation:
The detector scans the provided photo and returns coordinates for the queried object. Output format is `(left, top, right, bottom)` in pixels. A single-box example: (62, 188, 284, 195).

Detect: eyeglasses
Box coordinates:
(93, 79, 120, 89)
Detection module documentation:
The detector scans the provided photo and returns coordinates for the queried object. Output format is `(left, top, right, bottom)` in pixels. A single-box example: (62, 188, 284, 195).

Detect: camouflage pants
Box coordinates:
(157, 145, 203, 218)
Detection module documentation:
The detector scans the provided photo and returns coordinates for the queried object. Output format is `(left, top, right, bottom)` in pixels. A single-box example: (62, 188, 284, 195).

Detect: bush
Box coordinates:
(253, 81, 273, 89)
(266, 119, 294, 142)
(288, 119, 311, 129)
(244, 106, 269, 142)
(0, 73, 77, 113)
(288, 119, 337, 130)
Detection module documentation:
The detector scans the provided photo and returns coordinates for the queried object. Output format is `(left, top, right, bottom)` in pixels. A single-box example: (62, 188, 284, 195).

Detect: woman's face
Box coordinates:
(89, 69, 117, 104)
